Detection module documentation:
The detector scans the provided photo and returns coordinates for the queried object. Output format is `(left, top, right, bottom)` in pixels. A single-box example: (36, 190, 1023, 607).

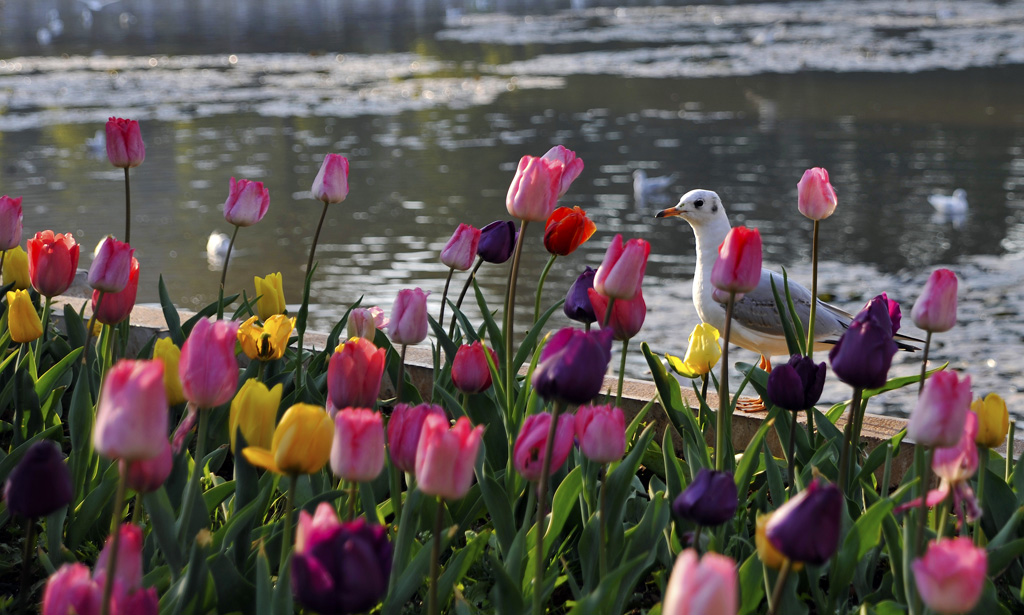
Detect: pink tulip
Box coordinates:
(506, 155, 564, 222)
(440, 223, 482, 271)
(126, 439, 172, 493)
(179, 318, 240, 408)
(27, 230, 80, 298)
(330, 409, 386, 482)
(388, 288, 429, 345)
(711, 226, 762, 294)
(94, 524, 143, 592)
(42, 563, 103, 615)
(347, 306, 388, 341)
(912, 268, 958, 333)
(513, 412, 574, 482)
(587, 288, 646, 340)
(312, 153, 350, 204)
(93, 360, 168, 462)
(933, 411, 979, 484)
(451, 342, 497, 394)
(388, 403, 446, 473)
(907, 371, 972, 448)
(328, 337, 386, 413)
(796, 167, 838, 220)
(542, 145, 584, 197)
(593, 234, 651, 300)
(415, 414, 483, 500)
(87, 235, 134, 293)
(105, 117, 145, 168)
(0, 195, 23, 250)
(575, 404, 626, 463)
(223, 177, 270, 227)
(662, 549, 738, 615)
(913, 537, 987, 615)
(119, 589, 158, 615)
(93, 257, 139, 325)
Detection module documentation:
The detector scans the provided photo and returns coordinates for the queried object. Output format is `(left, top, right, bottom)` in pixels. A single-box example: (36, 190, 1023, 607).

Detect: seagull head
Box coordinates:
(655, 189, 725, 226)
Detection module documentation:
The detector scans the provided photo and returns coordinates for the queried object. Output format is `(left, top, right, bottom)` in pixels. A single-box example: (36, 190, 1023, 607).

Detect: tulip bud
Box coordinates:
(594, 234, 650, 300)
(105, 117, 145, 168)
(665, 323, 721, 379)
(672, 468, 738, 527)
(94, 360, 169, 462)
(126, 440, 172, 493)
(388, 403, 447, 473)
(311, 153, 350, 204)
(328, 337, 386, 413)
(913, 538, 986, 615)
(95, 524, 144, 592)
(765, 354, 826, 411)
(348, 306, 387, 342)
(755, 513, 802, 571)
(292, 503, 392, 614)
(3, 244, 30, 290)
(477, 220, 516, 264)
(3, 441, 72, 518)
(710, 226, 761, 294)
(440, 223, 482, 271)
(223, 177, 270, 227)
(796, 167, 838, 221)
(575, 404, 625, 463)
(179, 317, 240, 408)
(543, 206, 596, 256)
(662, 550, 738, 615)
(932, 412, 979, 484)
(506, 155, 563, 222)
(42, 564, 103, 615)
(587, 288, 645, 341)
(532, 327, 613, 405)
(92, 257, 139, 325)
(415, 414, 484, 500)
(27, 230, 80, 298)
(88, 236, 134, 293)
(828, 296, 898, 389)
(244, 403, 333, 475)
(451, 341, 497, 394)
(879, 292, 902, 336)
(765, 478, 842, 565)
(907, 371, 972, 448)
(229, 379, 282, 453)
(541, 145, 584, 197)
(152, 337, 186, 406)
(563, 267, 597, 324)
(0, 195, 23, 251)
(513, 412, 574, 482)
(388, 288, 429, 345)
(238, 315, 294, 362)
(254, 272, 286, 322)
(330, 409, 386, 482)
(119, 589, 159, 615)
(912, 268, 958, 333)
(973, 393, 1009, 449)
(6, 289, 43, 343)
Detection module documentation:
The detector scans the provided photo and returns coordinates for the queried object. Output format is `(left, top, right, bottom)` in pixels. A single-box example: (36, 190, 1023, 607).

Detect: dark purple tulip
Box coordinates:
(3, 441, 72, 518)
(564, 267, 597, 324)
(672, 468, 738, 526)
(828, 296, 898, 389)
(766, 478, 842, 565)
(766, 354, 826, 411)
(292, 503, 393, 615)
(877, 292, 901, 336)
(532, 327, 613, 405)
(477, 220, 516, 264)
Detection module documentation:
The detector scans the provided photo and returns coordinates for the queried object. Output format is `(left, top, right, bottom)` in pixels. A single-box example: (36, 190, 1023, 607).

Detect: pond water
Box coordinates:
(2, 0, 1024, 414)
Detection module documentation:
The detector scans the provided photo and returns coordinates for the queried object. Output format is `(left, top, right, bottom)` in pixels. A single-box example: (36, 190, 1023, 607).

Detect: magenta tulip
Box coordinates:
(388, 403, 446, 473)
(415, 415, 483, 500)
(907, 370, 972, 448)
(92, 257, 139, 325)
(541, 145, 584, 197)
(87, 236, 134, 293)
(574, 404, 626, 463)
(933, 411, 979, 484)
(94, 524, 144, 593)
(312, 153, 350, 204)
(913, 537, 987, 615)
(348, 306, 387, 341)
(327, 337, 386, 413)
(593, 234, 650, 300)
(42, 563, 103, 615)
(94, 360, 168, 462)
(662, 549, 738, 615)
(440, 223, 482, 271)
(179, 317, 240, 408)
(330, 409, 386, 482)
(125, 440, 173, 494)
(0, 195, 23, 251)
(587, 287, 645, 340)
(912, 268, 958, 333)
(388, 288, 429, 345)
(711, 226, 762, 294)
(506, 155, 563, 222)
(27, 230, 80, 298)
(105, 117, 145, 168)
(223, 177, 270, 227)
(513, 412, 574, 482)
(451, 341, 497, 394)
(796, 167, 838, 220)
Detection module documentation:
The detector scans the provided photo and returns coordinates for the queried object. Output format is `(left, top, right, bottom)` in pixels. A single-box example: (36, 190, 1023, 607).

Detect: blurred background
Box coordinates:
(2, 0, 1023, 412)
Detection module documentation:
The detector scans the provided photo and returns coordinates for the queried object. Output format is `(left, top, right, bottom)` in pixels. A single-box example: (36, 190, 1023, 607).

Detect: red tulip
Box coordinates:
(105, 117, 145, 168)
(92, 257, 139, 325)
(125, 439, 172, 494)
(912, 268, 958, 333)
(327, 337, 386, 413)
(541, 145, 584, 197)
(179, 318, 240, 408)
(27, 230, 80, 298)
(415, 415, 483, 500)
(593, 234, 650, 300)
(710, 226, 761, 294)
(94, 360, 168, 462)
(662, 549, 737, 615)
(587, 288, 645, 340)
(506, 155, 563, 222)
(388, 288, 429, 345)
(513, 412, 574, 481)
(451, 341, 497, 394)
(330, 409, 386, 482)
(88, 235, 134, 294)
(0, 195, 23, 251)
(440, 223, 481, 271)
(543, 206, 596, 256)
(913, 538, 986, 615)
(796, 167, 838, 220)
(223, 177, 270, 227)
(312, 153, 350, 204)
(907, 371, 972, 448)
(387, 403, 446, 473)
(574, 404, 625, 463)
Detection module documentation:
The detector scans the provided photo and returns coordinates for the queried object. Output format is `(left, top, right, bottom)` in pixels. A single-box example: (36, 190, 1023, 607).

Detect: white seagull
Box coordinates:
(633, 169, 678, 205)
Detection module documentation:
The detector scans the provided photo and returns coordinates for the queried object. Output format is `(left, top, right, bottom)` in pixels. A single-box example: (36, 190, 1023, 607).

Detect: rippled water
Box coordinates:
(2, 0, 1024, 411)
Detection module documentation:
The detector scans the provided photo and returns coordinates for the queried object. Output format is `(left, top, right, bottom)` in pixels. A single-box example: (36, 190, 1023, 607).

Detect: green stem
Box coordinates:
(0, 249, 6, 285)
(805, 220, 819, 357)
(177, 408, 209, 546)
(912, 448, 935, 613)
(918, 331, 933, 396)
(347, 481, 357, 522)
(533, 401, 565, 615)
(936, 496, 950, 539)
(439, 267, 454, 339)
(17, 518, 37, 609)
(767, 558, 793, 615)
(504, 220, 529, 412)
(598, 471, 608, 579)
(11, 343, 25, 449)
(429, 497, 444, 615)
(837, 387, 863, 497)
(123, 167, 131, 244)
(217, 225, 241, 320)
(395, 344, 408, 405)
(132, 493, 144, 526)
(280, 475, 296, 576)
(448, 258, 483, 339)
(698, 374, 708, 429)
(1006, 422, 1015, 483)
(306, 200, 330, 279)
(715, 292, 735, 472)
(975, 447, 989, 545)
(40, 294, 53, 347)
(533, 254, 557, 323)
(615, 339, 629, 408)
(806, 406, 815, 450)
(786, 410, 799, 496)
(100, 460, 128, 615)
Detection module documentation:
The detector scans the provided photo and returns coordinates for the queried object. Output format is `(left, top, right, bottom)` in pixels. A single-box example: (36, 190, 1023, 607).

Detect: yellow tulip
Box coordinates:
(755, 513, 802, 571)
(973, 393, 1009, 449)
(666, 323, 721, 379)
(229, 379, 282, 453)
(254, 273, 286, 322)
(3, 246, 30, 290)
(6, 289, 43, 343)
(242, 403, 333, 475)
(238, 314, 295, 361)
(152, 337, 187, 406)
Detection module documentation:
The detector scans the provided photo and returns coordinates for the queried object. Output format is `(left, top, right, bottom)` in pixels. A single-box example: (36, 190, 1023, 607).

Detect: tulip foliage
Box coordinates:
(2, 147, 1024, 615)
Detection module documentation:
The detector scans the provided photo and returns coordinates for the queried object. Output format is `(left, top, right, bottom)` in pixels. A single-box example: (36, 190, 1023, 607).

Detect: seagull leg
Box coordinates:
(737, 354, 771, 412)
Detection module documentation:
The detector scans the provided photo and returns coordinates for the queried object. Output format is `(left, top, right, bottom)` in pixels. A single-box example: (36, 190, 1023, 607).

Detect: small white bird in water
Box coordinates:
(928, 188, 968, 229)
(207, 231, 231, 268)
(633, 169, 678, 205)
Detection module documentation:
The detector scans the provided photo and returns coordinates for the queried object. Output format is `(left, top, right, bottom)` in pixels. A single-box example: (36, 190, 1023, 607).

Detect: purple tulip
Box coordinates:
(765, 478, 842, 565)
(828, 296, 898, 389)
(879, 292, 901, 336)
(477, 220, 516, 264)
(3, 441, 72, 518)
(673, 468, 738, 527)
(766, 354, 826, 411)
(563, 267, 597, 324)
(531, 327, 613, 405)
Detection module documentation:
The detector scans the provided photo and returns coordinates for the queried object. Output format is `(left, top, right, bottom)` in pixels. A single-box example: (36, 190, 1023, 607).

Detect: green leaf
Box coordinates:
(159, 275, 185, 346)
(33, 347, 82, 402)
(642, 343, 710, 470)
(473, 282, 505, 367)
(738, 553, 766, 615)
(762, 440, 785, 507)
(988, 537, 1024, 576)
(511, 299, 564, 376)
(66, 460, 119, 550)
(768, 273, 802, 357)
(429, 314, 458, 365)
(144, 487, 186, 572)
(438, 529, 491, 609)
(256, 545, 273, 615)
(864, 363, 947, 400)
(832, 497, 895, 594)
(735, 413, 774, 511)
(525, 466, 585, 584)
(203, 480, 235, 513)
(479, 474, 516, 555)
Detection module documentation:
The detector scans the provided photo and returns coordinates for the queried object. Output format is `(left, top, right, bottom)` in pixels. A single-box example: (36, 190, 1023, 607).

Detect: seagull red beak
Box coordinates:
(655, 207, 681, 218)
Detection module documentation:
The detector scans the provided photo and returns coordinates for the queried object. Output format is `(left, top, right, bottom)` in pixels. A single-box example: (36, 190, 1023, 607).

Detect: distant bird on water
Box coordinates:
(633, 169, 678, 206)
(928, 188, 968, 228)
(207, 231, 231, 269)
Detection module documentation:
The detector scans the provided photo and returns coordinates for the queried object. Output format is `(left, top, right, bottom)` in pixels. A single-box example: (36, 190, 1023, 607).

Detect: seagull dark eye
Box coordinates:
(694, 199, 704, 208)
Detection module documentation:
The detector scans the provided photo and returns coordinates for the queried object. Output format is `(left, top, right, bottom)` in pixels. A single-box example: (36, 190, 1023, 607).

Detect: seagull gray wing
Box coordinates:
(719, 270, 849, 339)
